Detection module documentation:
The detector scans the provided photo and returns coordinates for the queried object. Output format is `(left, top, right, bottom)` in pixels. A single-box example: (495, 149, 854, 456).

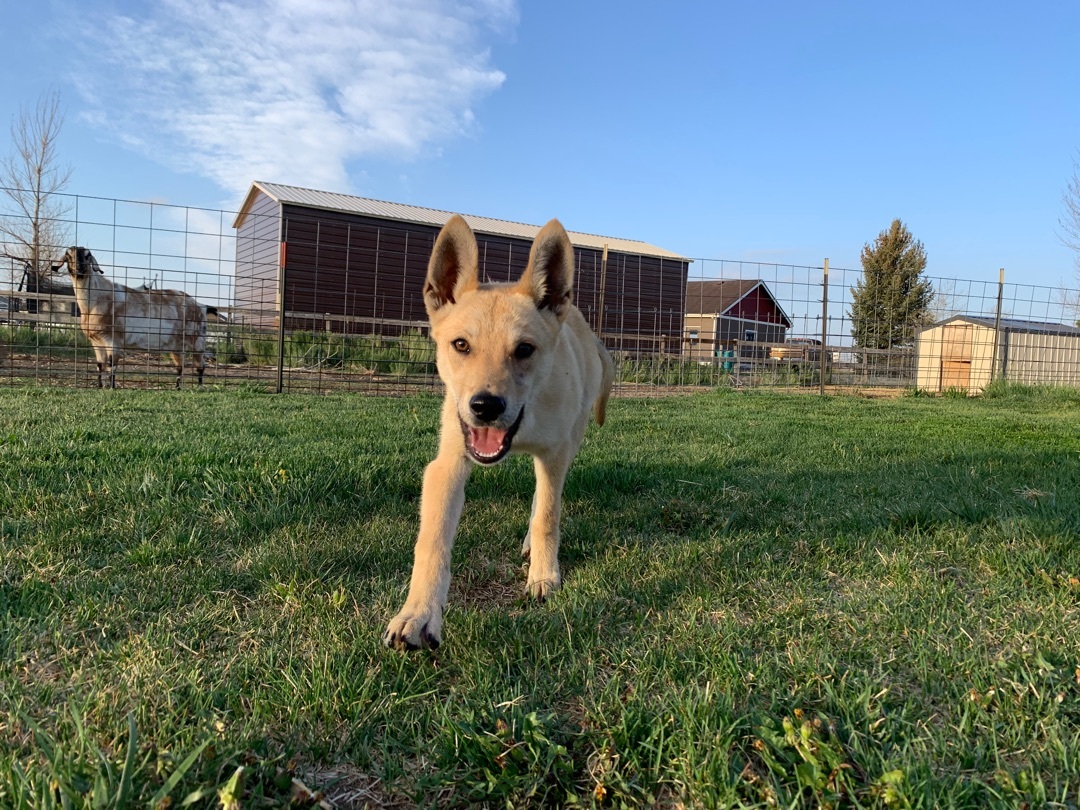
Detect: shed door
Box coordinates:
(940, 325, 972, 390)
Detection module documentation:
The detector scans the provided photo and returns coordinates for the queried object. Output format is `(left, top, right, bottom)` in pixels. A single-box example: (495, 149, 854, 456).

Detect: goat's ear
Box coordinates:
(518, 219, 574, 322)
(84, 250, 104, 275)
(424, 215, 479, 317)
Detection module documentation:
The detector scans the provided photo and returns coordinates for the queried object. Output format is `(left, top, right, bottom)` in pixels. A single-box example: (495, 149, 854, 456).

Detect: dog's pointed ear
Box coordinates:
(519, 219, 574, 321)
(425, 215, 479, 316)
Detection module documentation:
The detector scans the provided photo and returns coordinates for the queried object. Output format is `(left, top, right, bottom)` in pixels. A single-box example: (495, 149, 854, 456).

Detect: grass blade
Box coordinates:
(148, 738, 212, 808)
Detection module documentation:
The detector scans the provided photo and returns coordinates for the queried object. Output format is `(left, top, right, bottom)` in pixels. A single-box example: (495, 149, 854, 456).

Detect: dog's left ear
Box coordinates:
(519, 219, 574, 322)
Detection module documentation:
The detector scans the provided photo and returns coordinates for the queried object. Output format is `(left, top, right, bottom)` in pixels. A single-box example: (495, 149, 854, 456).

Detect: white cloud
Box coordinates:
(73, 0, 516, 204)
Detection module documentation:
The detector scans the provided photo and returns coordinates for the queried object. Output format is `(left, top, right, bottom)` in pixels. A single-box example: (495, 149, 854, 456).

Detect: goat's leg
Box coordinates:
(195, 351, 206, 386)
(171, 353, 184, 389)
(108, 354, 118, 389)
(93, 346, 107, 388)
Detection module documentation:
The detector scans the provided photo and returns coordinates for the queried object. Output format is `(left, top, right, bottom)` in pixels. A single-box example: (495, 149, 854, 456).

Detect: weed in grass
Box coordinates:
(430, 706, 575, 807)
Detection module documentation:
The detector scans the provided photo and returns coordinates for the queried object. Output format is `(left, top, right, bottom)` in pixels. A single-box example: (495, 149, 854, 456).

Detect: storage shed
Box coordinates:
(683, 279, 792, 361)
(915, 315, 1080, 393)
(232, 182, 691, 354)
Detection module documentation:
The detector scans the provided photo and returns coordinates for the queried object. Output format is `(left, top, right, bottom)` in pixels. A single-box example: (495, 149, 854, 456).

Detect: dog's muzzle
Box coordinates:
(460, 401, 524, 465)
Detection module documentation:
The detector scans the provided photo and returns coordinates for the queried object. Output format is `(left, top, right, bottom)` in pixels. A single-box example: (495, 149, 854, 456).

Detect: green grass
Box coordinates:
(1, 385, 1078, 808)
(0, 323, 90, 354)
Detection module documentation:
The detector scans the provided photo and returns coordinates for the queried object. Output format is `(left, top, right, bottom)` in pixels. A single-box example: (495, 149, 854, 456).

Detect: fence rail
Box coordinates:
(2, 189, 1078, 395)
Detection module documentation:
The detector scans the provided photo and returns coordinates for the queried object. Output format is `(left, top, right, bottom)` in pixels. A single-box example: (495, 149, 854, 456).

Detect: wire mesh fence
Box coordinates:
(2, 189, 1078, 395)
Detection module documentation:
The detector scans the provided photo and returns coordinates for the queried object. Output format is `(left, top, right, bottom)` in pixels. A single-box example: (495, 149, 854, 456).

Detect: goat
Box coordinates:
(61, 246, 216, 389)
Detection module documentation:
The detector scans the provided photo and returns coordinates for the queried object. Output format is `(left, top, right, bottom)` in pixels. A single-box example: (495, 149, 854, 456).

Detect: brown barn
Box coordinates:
(683, 279, 792, 361)
(232, 182, 691, 354)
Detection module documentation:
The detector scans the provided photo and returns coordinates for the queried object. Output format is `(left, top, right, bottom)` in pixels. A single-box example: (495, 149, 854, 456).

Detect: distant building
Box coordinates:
(915, 315, 1080, 393)
(232, 181, 692, 354)
(683, 279, 792, 361)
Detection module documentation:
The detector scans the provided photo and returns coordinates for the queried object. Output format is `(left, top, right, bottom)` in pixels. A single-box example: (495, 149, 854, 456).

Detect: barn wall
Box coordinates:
(280, 207, 432, 335)
(234, 191, 282, 326)
(275, 204, 689, 349)
(717, 316, 785, 344)
(593, 251, 688, 353)
(728, 288, 788, 326)
(682, 314, 717, 361)
(1003, 332, 1080, 386)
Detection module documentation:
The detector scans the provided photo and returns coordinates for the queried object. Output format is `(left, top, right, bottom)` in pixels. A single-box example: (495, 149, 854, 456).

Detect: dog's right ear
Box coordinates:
(425, 215, 479, 316)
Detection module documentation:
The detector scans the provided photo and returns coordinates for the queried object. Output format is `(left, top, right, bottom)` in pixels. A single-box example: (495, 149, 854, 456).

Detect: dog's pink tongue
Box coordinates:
(470, 427, 507, 456)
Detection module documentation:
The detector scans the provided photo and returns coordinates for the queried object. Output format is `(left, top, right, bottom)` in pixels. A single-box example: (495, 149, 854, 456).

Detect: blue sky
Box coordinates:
(2, 0, 1079, 292)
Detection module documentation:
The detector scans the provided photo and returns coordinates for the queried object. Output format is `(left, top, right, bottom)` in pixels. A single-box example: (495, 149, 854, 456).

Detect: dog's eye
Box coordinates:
(514, 342, 535, 360)
(452, 338, 470, 354)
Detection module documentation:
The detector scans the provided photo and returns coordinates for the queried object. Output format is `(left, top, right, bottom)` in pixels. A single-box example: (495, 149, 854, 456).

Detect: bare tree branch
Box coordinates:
(1059, 155, 1080, 320)
(0, 91, 74, 277)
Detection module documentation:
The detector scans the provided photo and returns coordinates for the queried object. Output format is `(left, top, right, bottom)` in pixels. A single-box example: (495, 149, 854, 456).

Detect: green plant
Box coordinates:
(433, 708, 575, 807)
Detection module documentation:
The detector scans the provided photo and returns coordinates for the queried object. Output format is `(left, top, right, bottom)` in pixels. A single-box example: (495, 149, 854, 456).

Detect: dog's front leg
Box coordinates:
(384, 450, 472, 650)
(524, 449, 572, 601)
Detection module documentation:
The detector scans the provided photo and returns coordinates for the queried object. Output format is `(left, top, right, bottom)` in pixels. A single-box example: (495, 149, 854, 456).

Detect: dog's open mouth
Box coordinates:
(461, 406, 524, 465)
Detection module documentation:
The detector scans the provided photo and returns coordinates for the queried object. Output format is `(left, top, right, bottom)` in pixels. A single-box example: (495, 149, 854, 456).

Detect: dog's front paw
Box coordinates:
(525, 571, 561, 603)
(383, 605, 442, 651)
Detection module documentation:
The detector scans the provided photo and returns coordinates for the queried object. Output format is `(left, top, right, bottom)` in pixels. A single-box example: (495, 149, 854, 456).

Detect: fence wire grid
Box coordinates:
(2, 190, 1079, 395)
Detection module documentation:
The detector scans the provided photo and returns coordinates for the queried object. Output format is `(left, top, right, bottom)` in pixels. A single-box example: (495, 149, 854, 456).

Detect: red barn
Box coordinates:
(683, 279, 792, 360)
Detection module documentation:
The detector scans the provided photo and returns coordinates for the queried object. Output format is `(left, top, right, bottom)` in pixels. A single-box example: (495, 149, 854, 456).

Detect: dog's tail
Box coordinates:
(593, 337, 616, 426)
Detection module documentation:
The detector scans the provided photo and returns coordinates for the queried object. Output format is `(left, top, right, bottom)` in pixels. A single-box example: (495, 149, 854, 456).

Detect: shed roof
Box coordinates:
(923, 315, 1080, 337)
(684, 279, 793, 327)
(233, 181, 690, 262)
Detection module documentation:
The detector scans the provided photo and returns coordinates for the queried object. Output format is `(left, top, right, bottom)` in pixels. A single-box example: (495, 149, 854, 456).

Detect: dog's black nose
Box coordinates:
(469, 393, 506, 423)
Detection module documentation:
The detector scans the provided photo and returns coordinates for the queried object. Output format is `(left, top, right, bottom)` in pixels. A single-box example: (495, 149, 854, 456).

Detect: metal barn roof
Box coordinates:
(233, 181, 690, 262)
(685, 279, 760, 314)
(684, 279, 793, 327)
(922, 315, 1080, 337)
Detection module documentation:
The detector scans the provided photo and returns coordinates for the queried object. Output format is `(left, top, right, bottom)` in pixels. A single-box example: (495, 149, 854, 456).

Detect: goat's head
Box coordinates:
(62, 246, 104, 278)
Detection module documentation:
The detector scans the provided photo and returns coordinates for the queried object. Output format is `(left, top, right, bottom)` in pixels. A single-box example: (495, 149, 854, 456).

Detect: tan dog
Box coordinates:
(384, 216, 615, 651)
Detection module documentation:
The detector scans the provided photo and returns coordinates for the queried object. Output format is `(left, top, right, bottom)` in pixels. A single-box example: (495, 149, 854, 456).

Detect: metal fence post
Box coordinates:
(276, 240, 287, 394)
(820, 258, 829, 395)
(990, 268, 1004, 382)
(598, 243, 608, 338)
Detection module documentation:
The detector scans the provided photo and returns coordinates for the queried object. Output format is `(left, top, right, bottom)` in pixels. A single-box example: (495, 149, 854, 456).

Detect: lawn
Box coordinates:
(1, 385, 1078, 808)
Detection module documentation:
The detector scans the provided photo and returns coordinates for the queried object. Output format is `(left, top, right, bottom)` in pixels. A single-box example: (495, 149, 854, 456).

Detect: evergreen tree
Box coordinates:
(850, 219, 934, 355)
